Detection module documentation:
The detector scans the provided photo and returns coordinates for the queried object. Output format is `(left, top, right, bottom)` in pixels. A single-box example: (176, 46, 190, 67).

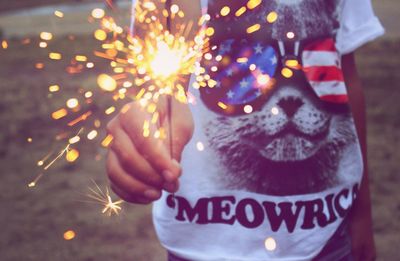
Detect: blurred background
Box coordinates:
(0, 0, 399, 260)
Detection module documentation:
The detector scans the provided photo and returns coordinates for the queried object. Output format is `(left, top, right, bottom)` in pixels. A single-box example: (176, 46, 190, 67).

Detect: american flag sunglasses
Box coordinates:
(199, 37, 348, 116)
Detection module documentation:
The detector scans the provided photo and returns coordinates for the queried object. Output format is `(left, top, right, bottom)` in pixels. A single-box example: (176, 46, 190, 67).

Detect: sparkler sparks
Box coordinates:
(28, 129, 83, 187)
(87, 180, 123, 216)
(54, 10, 64, 18)
(84, 0, 210, 140)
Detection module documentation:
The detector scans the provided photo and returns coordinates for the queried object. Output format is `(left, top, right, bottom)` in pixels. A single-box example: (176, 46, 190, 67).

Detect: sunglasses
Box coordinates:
(199, 36, 348, 116)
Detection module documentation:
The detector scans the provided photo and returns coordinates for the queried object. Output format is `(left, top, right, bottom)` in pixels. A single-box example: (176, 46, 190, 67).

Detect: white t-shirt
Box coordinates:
(148, 0, 384, 260)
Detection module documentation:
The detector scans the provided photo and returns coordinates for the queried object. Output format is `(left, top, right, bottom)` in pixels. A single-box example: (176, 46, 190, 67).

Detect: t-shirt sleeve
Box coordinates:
(335, 0, 385, 54)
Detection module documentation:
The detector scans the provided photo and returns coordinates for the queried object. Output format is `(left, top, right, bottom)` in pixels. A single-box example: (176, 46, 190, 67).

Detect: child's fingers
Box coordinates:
(109, 122, 167, 188)
(106, 150, 162, 203)
(119, 104, 182, 180)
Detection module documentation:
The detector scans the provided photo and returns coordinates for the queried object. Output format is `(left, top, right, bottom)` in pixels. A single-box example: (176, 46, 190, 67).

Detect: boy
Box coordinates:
(106, 0, 384, 260)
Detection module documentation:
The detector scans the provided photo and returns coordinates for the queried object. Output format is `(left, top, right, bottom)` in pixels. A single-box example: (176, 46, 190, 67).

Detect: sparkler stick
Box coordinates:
(166, 0, 174, 159)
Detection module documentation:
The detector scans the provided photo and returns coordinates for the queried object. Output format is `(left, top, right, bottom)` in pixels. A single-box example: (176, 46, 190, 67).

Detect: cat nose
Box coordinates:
(277, 96, 304, 118)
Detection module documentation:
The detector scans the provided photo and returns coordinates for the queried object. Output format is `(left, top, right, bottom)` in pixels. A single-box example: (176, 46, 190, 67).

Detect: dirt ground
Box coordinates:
(0, 1, 399, 261)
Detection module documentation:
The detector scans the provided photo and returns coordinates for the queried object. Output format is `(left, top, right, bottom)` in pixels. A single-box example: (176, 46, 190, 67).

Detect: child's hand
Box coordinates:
(106, 98, 194, 204)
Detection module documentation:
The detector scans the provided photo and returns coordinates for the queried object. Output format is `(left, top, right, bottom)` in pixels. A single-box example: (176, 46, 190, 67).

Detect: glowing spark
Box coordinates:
(75, 55, 88, 62)
(28, 173, 43, 188)
(244, 105, 253, 114)
(66, 148, 79, 162)
(39, 42, 48, 48)
(220, 6, 230, 16)
(84, 91, 93, 98)
(102, 194, 123, 216)
(54, 10, 64, 18)
(266, 11, 278, 23)
(287, 31, 295, 39)
(123, 81, 132, 88)
(94, 119, 101, 128)
(35, 63, 44, 69)
(204, 53, 212, 60)
(271, 107, 279, 115)
(247, 24, 261, 34)
(285, 59, 300, 69)
(247, 0, 262, 10)
(63, 230, 76, 240)
(29, 128, 84, 187)
(143, 1, 156, 11)
(87, 180, 123, 216)
(120, 104, 131, 114)
(44, 144, 71, 170)
(150, 41, 182, 78)
(49, 85, 60, 92)
(105, 106, 116, 115)
(281, 68, 293, 78)
(264, 237, 277, 251)
(67, 111, 92, 126)
(97, 74, 117, 92)
(40, 32, 53, 41)
(205, 27, 215, 37)
(49, 52, 62, 60)
(2, 40, 8, 49)
(217, 102, 228, 110)
(94, 29, 107, 41)
(170, 4, 179, 14)
(237, 57, 249, 64)
(101, 134, 113, 147)
(37, 152, 52, 167)
(87, 130, 98, 140)
(92, 8, 105, 19)
(66, 98, 79, 109)
(235, 6, 247, 17)
(143, 120, 150, 138)
(68, 136, 80, 144)
(196, 142, 205, 151)
(257, 74, 271, 85)
(52, 108, 68, 120)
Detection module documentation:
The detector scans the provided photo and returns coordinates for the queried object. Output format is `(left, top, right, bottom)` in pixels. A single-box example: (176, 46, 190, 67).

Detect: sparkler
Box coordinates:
(25, 0, 282, 216)
(24, 1, 209, 217)
(93, 0, 210, 142)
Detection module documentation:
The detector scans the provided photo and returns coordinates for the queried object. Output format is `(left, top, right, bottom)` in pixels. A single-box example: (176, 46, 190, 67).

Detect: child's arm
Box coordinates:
(342, 53, 376, 261)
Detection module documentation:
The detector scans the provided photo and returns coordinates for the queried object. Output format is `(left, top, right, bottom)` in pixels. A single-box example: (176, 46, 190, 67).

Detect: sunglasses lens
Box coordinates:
(200, 39, 278, 115)
(302, 38, 348, 104)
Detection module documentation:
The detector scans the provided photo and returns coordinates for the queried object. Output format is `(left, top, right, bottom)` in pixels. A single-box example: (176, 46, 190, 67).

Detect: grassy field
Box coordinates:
(0, 0, 102, 13)
(0, 34, 399, 261)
